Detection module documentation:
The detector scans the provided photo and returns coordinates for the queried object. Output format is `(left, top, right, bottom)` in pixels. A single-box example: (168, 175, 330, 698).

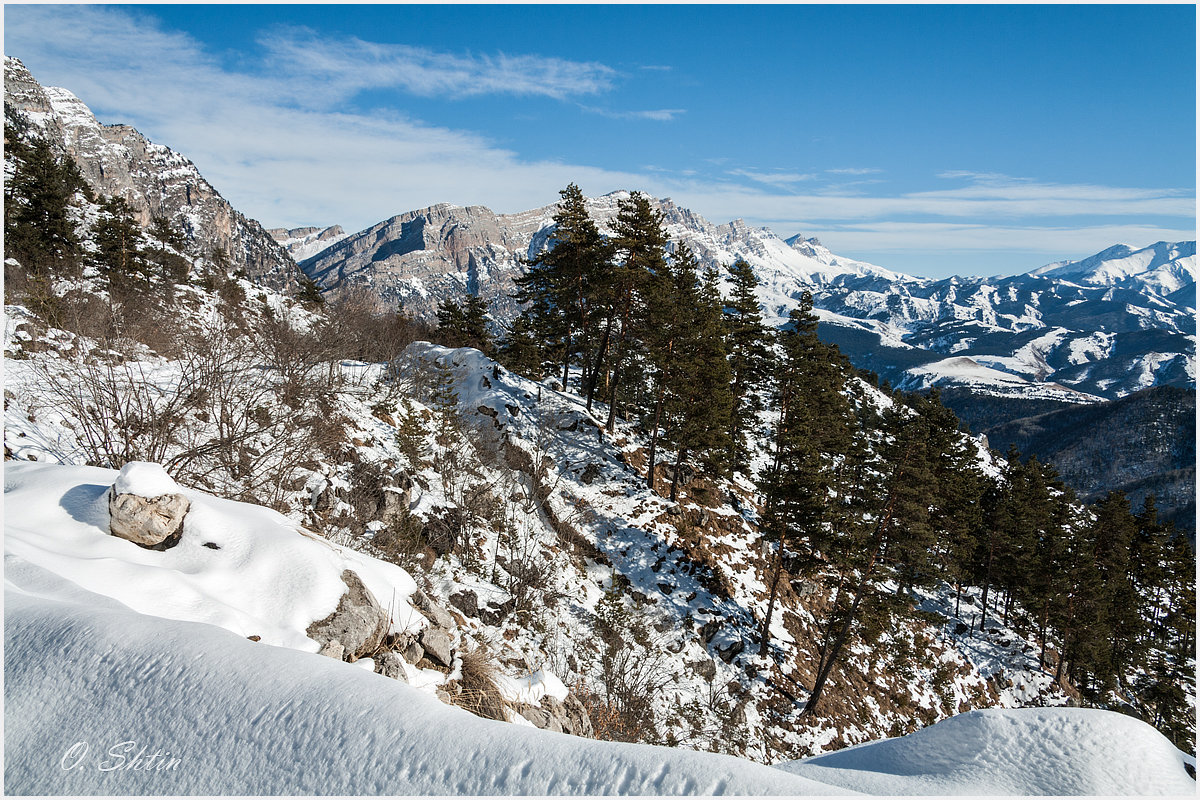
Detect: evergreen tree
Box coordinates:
(757, 297, 854, 657)
(724, 259, 774, 472)
(4, 109, 88, 322)
(296, 276, 324, 308)
(147, 214, 190, 284)
(497, 311, 546, 379)
(92, 196, 152, 293)
(435, 296, 493, 354)
(601, 192, 666, 432)
(662, 261, 734, 499)
(514, 183, 611, 390)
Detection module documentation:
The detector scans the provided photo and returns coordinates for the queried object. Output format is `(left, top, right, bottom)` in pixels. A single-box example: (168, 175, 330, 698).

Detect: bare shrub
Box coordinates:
(449, 645, 510, 722)
(24, 314, 347, 508)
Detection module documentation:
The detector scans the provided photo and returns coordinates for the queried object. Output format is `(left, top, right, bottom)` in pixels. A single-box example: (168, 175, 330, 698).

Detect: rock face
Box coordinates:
(307, 570, 390, 661)
(4, 56, 299, 290)
(107, 488, 190, 549)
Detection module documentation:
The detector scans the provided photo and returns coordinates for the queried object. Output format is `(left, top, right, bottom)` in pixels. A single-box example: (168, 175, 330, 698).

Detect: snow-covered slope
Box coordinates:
(778, 707, 1196, 795)
(1030, 241, 1197, 296)
(5, 550, 838, 795)
(7, 461, 1193, 795)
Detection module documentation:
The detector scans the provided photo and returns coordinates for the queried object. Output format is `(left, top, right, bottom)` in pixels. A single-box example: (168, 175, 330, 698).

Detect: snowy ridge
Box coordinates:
(300, 190, 1193, 402)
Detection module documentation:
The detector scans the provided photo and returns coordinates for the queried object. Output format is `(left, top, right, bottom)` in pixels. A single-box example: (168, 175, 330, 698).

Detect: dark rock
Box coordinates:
(412, 590, 456, 629)
(477, 405, 498, 419)
(580, 463, 603, 484)
(716, 639, 744, 663)
(202, 542, 220, 550)
(375, 651, 409, 682)
(448, 590, 478, 617)
(505, 403, 520, 417)
(699, 619, 721, 644)
(400, 638, 424, 665)
(419, 626, 454, 667)
(954, 621, 969, 636)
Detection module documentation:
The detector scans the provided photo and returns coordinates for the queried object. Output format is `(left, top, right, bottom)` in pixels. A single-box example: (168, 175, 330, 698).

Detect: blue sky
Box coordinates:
(5, 4, 1195, 278)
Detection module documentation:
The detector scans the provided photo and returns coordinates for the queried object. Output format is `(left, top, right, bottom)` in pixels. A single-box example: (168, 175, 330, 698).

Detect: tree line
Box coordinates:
(477, 183, 1194, 747)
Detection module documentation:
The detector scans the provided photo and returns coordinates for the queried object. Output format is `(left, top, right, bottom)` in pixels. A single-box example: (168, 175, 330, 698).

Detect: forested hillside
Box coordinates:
(982, 386, 1196, 532)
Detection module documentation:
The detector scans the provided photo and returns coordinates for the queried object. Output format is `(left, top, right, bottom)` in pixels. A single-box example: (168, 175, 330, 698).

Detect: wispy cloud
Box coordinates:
(580, 105, 686, 121)
(4, 5, 1192, 272)
(259, 27, 617, 101)
(728, 169, 818, 187)
(826, 167, 882, 176)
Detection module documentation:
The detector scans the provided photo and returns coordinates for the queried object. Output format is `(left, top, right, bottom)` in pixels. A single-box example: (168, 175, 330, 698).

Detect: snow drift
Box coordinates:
(4, 462, 1194, 795)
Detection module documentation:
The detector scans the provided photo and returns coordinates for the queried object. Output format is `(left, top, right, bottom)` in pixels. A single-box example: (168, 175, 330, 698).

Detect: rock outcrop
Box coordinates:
(107, 488, 190, 549)
(4, 56, 299, 290)
(106, 462, 190, 550)
(307, 570, 390, 661)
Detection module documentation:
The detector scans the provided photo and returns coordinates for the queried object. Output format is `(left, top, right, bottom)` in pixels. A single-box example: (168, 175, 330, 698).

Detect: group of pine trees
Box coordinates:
(4, 108, 199, 320)
(498, 183, 1195, 746)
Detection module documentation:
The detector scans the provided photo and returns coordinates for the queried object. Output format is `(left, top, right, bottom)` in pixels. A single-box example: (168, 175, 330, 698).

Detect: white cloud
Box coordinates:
(826, 167, 882, 176)
(727, 169, 819, 187)
(259, 27, 616, 101)
(580, 105, 686, 121)
(4, 5, 1193, 272)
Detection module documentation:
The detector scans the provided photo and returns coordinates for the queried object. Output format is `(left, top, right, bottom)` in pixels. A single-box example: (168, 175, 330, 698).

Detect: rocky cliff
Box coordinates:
(4, 56, 299, 290)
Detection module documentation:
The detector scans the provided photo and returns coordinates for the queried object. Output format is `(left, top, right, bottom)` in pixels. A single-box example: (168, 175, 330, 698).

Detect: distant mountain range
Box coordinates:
(7, 54, 1195, 431)
(285, 198, 1194, 406)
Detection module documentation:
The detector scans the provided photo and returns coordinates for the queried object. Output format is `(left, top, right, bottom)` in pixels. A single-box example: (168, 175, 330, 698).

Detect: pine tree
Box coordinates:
(757, 297, 853, 658)
(296, 276, 324, 307)
(394, 399, 429, 471)
(497, 311, 546, 379)
(514, 183, 610, 390)
(435, 296, 493, 354)
(663, 261, 734, 499)
(724, 259, 774, 472)
(4, 109, 87, 283)
(92, 196, 152, 293)
(601, 192, 666, 432)
(147, 214, 190, 284)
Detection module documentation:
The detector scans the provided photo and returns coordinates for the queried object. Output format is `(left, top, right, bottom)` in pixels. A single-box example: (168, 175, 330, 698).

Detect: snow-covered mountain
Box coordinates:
(4, 57, 299, 289)
(299, 194, 1195, 404)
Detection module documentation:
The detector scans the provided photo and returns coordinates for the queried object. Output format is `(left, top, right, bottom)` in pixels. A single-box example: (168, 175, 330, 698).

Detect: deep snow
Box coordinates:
(5, 461, 1196, 795)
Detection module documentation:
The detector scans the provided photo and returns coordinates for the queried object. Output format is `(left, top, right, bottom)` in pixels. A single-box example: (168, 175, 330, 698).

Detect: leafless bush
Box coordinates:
(449, 645, 510, 722)
(581, 588, 678, 743)
(24, 314, 347, 508)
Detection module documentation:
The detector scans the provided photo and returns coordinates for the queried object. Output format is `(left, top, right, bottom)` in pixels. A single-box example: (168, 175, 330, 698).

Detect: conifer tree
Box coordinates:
(663, 262, 734, 499)
(4, 109, 87, 284)
(514, 183, 611, 390)
(436, 296, 493, 354)
(757, 297, 852, 656)
(601, 192, 666, 432)
(724, 259, 774, 472)
(147, 214, 190, 284)
(92, 196, 152, 293)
